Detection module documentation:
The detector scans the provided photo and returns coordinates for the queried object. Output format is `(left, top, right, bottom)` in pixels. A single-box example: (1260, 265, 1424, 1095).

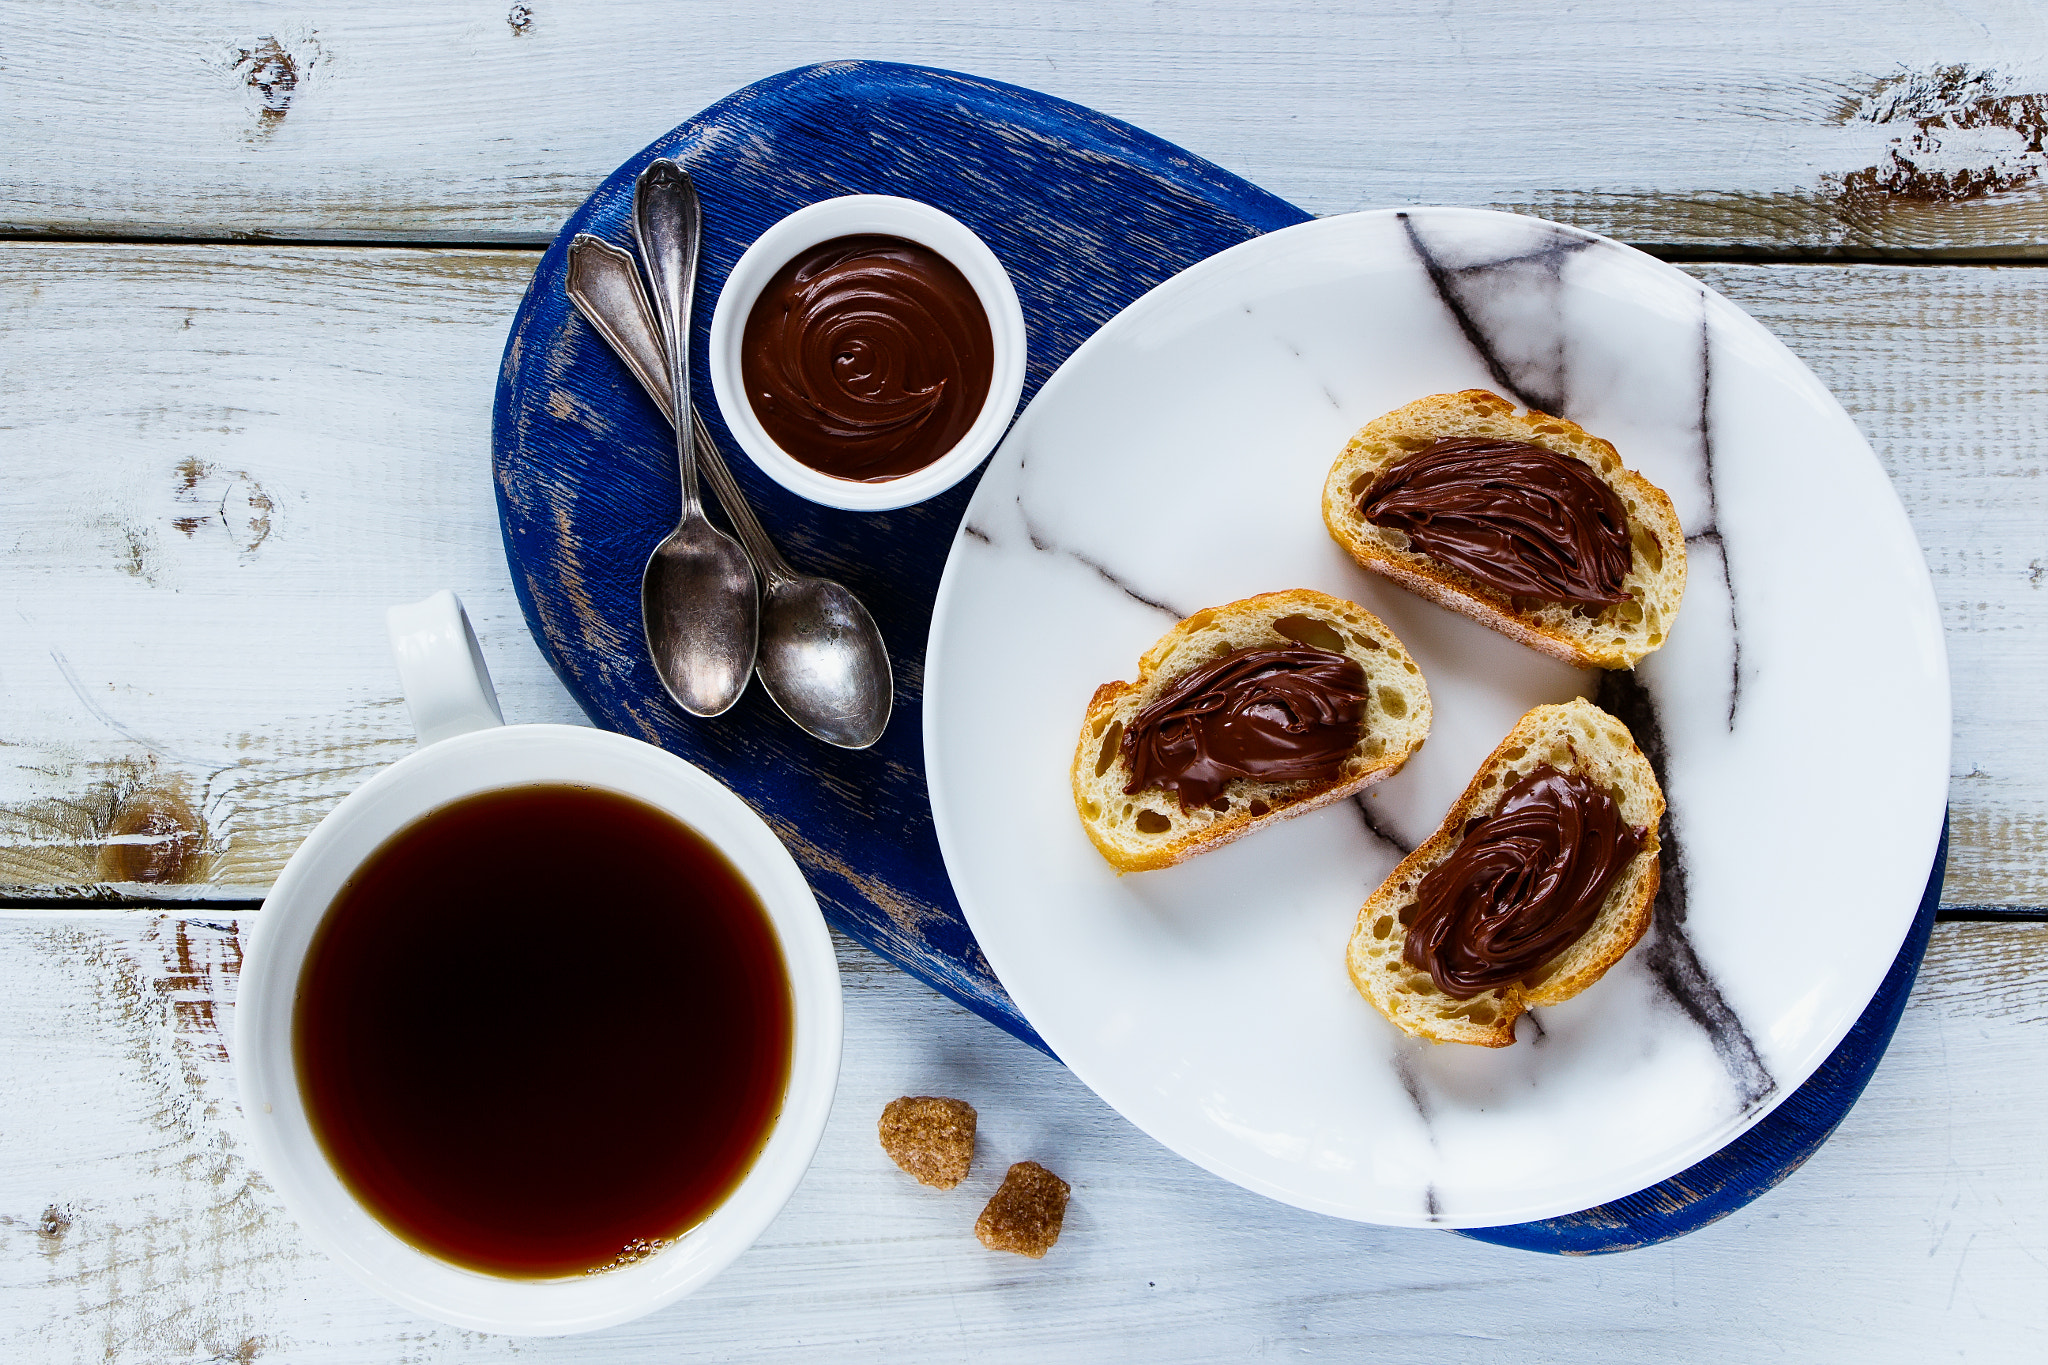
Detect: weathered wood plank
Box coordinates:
(0, 246, 2040, 905)
(3, 4, 2048, 255)
(0, 912, 2039, 1361)
(0, 244, 588, 899)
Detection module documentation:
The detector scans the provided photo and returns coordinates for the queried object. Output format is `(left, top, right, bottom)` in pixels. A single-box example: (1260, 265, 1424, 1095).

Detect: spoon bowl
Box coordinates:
(758, 576, 892, 749)
(641, 529, 757, 715)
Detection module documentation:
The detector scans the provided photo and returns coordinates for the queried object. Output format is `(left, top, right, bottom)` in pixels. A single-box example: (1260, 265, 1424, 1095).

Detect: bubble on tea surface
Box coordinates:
(584, 1236, 668, 1274)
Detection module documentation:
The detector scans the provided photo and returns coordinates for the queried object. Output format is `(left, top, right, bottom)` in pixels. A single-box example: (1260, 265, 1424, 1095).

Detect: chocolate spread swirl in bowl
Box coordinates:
(740, 234, 994, 482)
(1402, 764, 1647, 998)
(1358, 437, 1634, 606)
(1118, 646, 1369, 811)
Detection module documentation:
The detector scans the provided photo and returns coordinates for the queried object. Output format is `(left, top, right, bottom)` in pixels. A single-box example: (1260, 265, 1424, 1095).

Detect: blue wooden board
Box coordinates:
(492, 60, 1945, 1253)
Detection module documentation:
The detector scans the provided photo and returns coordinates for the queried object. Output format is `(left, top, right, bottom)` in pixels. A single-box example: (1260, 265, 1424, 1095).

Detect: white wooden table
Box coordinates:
(4, 4, 2045, 1360)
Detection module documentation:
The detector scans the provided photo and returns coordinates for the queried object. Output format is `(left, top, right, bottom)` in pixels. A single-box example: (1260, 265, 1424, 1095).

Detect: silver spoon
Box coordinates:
(630, 159, 758, 717)
(567, 234, 895, 749)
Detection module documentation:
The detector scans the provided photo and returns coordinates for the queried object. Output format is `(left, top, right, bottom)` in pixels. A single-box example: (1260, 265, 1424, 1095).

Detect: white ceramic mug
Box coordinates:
(236, 590, 842, 1336)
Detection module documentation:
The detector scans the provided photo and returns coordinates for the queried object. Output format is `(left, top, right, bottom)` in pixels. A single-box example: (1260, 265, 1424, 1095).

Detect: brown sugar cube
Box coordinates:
(878, 1096, 978, 1189)
(974, 1160, 1071, 1259)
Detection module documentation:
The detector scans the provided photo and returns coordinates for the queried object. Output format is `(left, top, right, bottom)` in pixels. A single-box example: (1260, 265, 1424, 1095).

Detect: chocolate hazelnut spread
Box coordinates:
(1358, 438, 1634, 606)
(740, 234, 993, 482)
(1119, 646, 1369, 811)
(1403, 764, 1647, 998)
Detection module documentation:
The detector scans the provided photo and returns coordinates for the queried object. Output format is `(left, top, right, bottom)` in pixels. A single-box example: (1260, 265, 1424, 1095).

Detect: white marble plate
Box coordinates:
(924, 209, 1948, 1227)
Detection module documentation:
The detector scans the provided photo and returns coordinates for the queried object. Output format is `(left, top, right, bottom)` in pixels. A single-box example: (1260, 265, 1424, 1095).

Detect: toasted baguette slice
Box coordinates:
(1346, 699, 1663, 1047)
(1322, 390, 1686, 669)
(1073, 590, 1432, 873)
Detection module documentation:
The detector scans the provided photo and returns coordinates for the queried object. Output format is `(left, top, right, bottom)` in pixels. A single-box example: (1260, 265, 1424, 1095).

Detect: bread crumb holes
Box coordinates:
(1095, 722, 1122, 777)
(1272, 614, 1345, 652)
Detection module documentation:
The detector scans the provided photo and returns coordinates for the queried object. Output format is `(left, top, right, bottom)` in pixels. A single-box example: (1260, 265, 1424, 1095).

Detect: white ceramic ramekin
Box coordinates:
(236, 591, 842, 1336)
(707, 195, 1027, 511)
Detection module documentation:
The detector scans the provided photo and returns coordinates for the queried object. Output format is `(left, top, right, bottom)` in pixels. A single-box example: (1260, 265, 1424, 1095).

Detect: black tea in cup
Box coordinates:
(293, 784, 792, 1278)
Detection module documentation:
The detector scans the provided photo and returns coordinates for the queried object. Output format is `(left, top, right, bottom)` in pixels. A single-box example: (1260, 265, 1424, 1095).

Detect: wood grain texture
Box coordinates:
(3, 3, 2048, 255)
(0, 244, 588, 899)
(1, 245, 2040, 906)
(0, 911, 2039, 1362)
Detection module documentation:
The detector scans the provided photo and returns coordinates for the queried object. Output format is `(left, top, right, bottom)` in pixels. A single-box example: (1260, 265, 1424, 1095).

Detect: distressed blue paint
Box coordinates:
(492, 60, 1943, 1251)
(494, 61, 1304, 1059)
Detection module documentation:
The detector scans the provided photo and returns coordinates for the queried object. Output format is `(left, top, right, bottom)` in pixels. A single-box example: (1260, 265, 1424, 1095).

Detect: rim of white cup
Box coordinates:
(707, 195, 1028, 511)
(236, 724, 842, 1336)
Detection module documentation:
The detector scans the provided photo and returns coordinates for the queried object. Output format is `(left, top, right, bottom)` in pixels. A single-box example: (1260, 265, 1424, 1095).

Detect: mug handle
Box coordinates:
(385, 591, 505, 747)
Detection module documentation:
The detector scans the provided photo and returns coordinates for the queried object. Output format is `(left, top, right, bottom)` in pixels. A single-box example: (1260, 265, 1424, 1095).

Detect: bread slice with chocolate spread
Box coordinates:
(1073, 589, 1432, 873)
(1322, 390, 1686, 669)
(1346, 699, 1663, 1047)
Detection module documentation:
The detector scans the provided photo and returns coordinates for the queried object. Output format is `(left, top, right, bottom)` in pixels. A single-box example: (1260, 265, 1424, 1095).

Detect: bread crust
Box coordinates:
(1345, 699, 1664, 1047)
(1072, 589, 1432, 872)
(1322, 390, 1687, 670)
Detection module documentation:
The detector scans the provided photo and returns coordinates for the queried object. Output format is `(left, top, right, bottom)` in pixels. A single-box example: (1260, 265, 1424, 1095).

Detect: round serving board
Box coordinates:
(492, 60, 1947, 1250)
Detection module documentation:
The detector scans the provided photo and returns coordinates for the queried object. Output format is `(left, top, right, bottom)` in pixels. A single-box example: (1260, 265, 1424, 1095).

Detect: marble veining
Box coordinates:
(1403, 211, 1747, 733)
(925, 207, 1945, 1226)
(1011, 461, 1189, 619)
(1399, 213, 1771, 1111)
(1062, 547, 1183, 619)
(1348, 793, 1413, 859)
(1398, 210, 1593, 419)
(1688, 298, 1745, 731)
(1595, 668, 1775, 1109)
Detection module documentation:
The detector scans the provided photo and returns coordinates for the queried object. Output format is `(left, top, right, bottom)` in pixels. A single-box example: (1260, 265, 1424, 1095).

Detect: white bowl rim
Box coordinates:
(235, 723, 843, 1336)
(707, 194, 1028, 511)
